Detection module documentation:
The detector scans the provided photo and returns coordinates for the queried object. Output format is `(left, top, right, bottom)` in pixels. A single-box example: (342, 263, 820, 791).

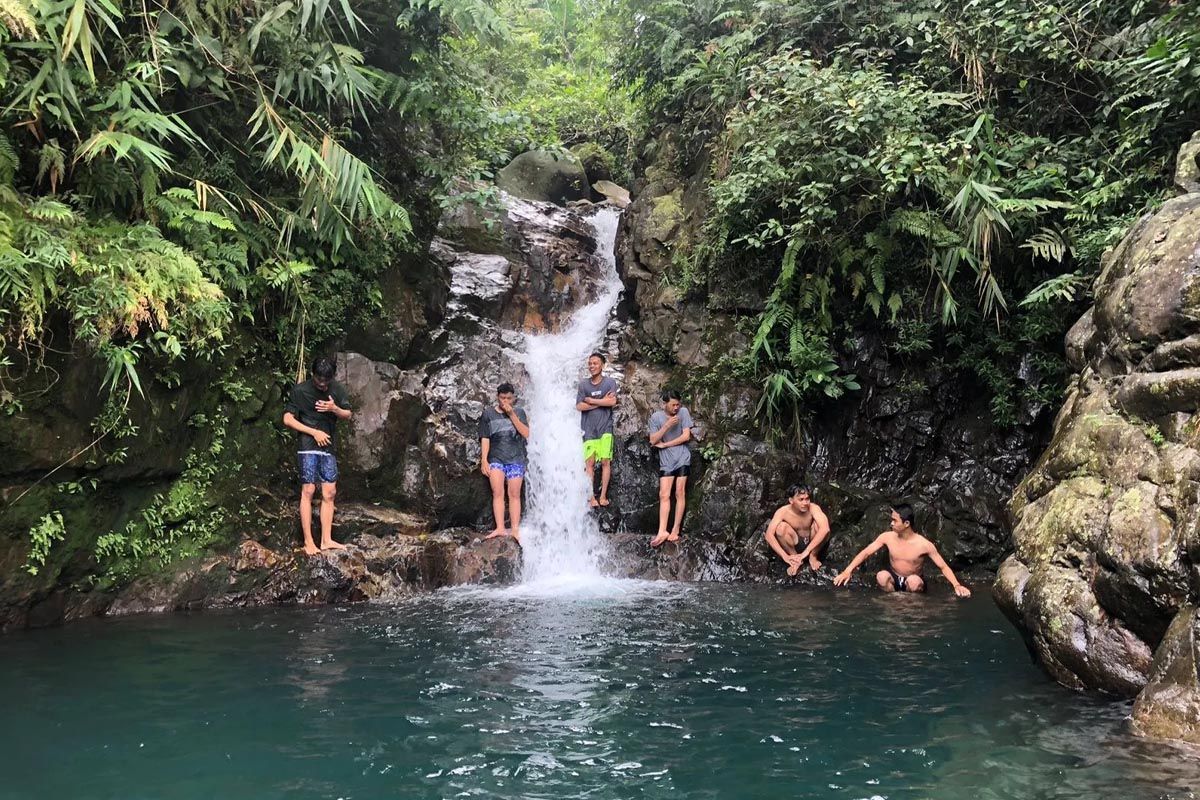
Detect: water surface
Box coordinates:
(2, 583, 1197, 799)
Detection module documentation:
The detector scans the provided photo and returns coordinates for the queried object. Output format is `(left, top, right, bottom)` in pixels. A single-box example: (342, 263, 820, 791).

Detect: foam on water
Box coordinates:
(516, 206, 624, 585)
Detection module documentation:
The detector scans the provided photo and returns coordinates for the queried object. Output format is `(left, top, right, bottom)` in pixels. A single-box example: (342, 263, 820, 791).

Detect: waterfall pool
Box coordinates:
(2, 583, 1197, 799)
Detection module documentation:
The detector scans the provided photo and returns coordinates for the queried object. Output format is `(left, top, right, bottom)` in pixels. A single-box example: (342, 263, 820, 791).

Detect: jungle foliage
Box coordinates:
(611, 0, 1200, 427)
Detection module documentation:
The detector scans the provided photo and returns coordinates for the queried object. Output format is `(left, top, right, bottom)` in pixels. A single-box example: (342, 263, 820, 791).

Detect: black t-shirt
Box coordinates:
(285, 379, 351, 453)
(478, 406, 529, 465)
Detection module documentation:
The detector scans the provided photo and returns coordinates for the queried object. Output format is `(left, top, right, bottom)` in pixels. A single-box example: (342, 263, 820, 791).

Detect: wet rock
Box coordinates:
(998, 136, 1200, 743)
(1132, 606, 1200, 745)
(496, 150, 588, 205)
(1176, 130, 1200, 194)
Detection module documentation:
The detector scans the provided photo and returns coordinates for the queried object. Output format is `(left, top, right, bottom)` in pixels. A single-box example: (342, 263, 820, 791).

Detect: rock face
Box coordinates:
(337, 192, 616, 527)
(496, 151, 588, 205)
(996, 141, 1200, 744)
(614, 132, 1047, 575)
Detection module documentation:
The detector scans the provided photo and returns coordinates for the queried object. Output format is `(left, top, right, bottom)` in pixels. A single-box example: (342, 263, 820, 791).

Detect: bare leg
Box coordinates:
(876, 570, 895, 592)
(485, 467, 507, 538)
(652, 476, 673, 547)
(598, 459, 611, 506)
(300, 483, 319, 555)
(805, 528, 828, 571)
(904, 575, 925, 593)
(319, 483, 345, 550)
(667, 476, 687, 542)
(507, 476, 523, 542)
(585, 456, 598, 506)
(777, 522, 802, 575)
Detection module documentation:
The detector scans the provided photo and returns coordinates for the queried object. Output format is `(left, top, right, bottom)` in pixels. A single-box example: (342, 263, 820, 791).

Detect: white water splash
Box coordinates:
(517, 206, 622, 585)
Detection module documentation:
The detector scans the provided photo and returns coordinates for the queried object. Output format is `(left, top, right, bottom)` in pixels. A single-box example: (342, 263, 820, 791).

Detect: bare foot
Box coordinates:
(510, 528, 521, 543)
(808, 557, 823, 571)
(786, 562, 801, 576)
(598, 497, 610, 507)
(650, 531, 669, 547)
(320, 539, 347, 551)
(589, 497, 599, 508)
(303, 542, 320, 556)
(666, 531, 680, 542)
(484, 528, 508, 540)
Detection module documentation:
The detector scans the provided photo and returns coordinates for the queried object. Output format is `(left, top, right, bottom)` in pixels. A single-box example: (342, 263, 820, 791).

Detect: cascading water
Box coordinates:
(516, 206, 623, 587)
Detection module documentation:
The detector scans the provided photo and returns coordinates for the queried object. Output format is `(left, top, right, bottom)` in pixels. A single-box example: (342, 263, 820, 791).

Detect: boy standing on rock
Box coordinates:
(648, 389, 693, 547)
(283, 356, 353, 556)
(763, 485, 831, 575)
(833, 504, 971, 596)
(480, 382, 530, 542)
(576, 352, 618, 507)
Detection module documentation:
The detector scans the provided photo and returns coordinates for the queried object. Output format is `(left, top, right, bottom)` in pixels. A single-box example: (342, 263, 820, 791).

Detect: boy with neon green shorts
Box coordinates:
(576, 352, 618, 506)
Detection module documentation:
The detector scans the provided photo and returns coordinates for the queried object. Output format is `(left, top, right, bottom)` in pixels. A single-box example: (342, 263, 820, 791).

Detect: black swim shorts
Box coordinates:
(659, 465, 691, 478)
(888, 569, 925, 593)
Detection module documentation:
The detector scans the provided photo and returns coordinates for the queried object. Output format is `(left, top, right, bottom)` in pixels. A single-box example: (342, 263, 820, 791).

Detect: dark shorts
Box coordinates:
(298, 452, 338, 485)
(659, 464, 691, 478)
(489, 462, 526, 480)
(888, 569, 925, 593)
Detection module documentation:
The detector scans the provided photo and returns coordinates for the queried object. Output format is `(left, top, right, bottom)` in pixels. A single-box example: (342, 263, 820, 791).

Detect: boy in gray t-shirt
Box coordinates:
(575, 352, 618, 507)
(648, 389, 693, 547)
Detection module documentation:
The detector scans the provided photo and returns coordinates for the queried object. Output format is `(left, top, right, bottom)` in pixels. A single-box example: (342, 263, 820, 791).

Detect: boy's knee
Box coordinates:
(300, 484, 316, 498)
(507, 484, 521, 500)
(875, 570, 892, 588)
(905, 576, 924, 592)
(674, 483, 687, 499)
(321, 484, 337, 501)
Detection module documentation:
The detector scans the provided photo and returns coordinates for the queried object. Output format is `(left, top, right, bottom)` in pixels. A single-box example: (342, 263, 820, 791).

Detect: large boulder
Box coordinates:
(496, 150, 588, 205)
(997, 135, 1200, 743)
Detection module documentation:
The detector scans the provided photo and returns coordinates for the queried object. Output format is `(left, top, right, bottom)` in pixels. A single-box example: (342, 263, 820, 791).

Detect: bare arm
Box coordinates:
(763, 508, 801, 565)
(927, 543, 972, 597)
(586, 392, 618, 408)
(283, 412, 330, 447)
(315, 399, 351, 419)
(649, 416, 676, 445)
(508, 410, 530, 440)
(833, 534, 889, 586)
(798, 504, 831, 560)
(575, 400, 591, 411)
(480, 438, 491, 475)
(659, 426, 691, 448)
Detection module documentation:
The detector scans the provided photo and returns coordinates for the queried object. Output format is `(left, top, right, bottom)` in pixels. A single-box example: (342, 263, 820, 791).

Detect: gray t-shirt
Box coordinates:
(649, 407, 693, 472)
(577, 376, 618, 441)
(478, 406, 529, 465)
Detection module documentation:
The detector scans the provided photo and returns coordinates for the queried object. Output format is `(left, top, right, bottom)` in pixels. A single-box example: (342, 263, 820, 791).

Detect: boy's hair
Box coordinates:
(496, 382, 515, 395)
(589, 352, 606, 364)
(660, 388, 682, 402)
(892, 503, 915, 526)
(788, 485, 812, 499)
(312, 357, 336, 380)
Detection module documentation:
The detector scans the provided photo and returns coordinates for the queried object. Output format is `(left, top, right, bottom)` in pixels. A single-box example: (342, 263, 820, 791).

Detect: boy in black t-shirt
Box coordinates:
(479, 382, 530, 542)
(283, 357, 353, 555)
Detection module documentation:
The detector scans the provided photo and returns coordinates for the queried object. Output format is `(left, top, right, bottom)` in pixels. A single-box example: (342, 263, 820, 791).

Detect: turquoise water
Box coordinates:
(2, 582, 1197, 800)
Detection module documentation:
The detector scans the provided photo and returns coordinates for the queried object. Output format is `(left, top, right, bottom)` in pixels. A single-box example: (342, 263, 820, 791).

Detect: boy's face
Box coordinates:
(313, 375, 331, 393)
(664, 398, 681, 415)
(890, 510, 909, 533)
(497, 391, 516, 409)
(588, 356, 604, 377)
(790, 492, 811, 512)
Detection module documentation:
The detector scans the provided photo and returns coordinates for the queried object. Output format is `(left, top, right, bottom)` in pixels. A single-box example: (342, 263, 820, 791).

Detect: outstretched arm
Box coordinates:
(927, 543, 971, 598)
(833, 534, 888, 587)
(763, 509, 801, 566)
(798, 505, 831, 562)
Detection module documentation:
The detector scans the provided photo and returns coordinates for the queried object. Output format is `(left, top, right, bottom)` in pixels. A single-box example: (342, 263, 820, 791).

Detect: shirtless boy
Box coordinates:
(833, 504, 971, 597)
(763, 485, 831, 574)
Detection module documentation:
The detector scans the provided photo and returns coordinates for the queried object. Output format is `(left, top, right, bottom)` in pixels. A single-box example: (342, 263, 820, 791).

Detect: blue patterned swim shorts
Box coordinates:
(489, 462, 526, 480)
(298, 452, 338, 485)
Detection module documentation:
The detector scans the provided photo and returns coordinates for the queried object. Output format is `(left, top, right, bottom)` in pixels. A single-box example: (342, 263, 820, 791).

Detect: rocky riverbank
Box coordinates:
(994, 135, 1200, 745)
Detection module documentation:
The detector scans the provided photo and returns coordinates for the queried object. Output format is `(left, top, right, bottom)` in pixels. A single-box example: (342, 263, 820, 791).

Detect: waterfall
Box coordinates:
(517, 206, 623, 586)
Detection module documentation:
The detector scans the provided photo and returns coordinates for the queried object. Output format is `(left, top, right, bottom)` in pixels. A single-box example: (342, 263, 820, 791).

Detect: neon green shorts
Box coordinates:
(583, 433, 614, 461)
